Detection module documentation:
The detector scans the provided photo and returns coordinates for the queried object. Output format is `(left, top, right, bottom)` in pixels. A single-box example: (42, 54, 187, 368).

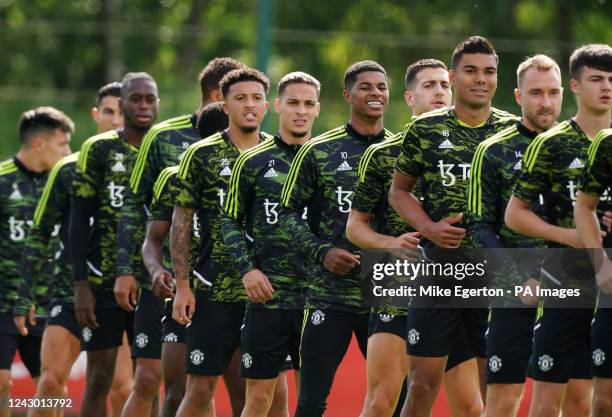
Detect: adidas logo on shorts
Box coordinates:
(538, 354, 554, 372)
(488, 355, 502, 372)
(190, 349, 204, 365)
(593, 348, 606, 367)
(135, 333, 149, 348)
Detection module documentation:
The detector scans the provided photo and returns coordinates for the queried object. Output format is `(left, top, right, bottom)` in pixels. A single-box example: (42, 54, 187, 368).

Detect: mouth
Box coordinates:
(601, 95, 611, 101)
(135, 115, 152, 123)
(366, 100, 384, 110)
(293, 119, 307, 127)
(243, 111, 258, 122)
(431, 100, 446, 107)
(470, 89, 488, 95)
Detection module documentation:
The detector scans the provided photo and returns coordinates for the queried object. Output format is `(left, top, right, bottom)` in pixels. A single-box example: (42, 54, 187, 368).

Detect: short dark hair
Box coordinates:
(569, 44, 612, 80)
(199, 58, 245, 100)
(121, 72, 156, 98)
(96, 82, 122, 105)
(18, 106, 75, 145)
(451, 36, 498, 69)
(278, 71, 321, 97)
(196, 102, 229, 138)
(219, 68, 270, 98)
(405, 59, 447, 89)
(344, 60, 387, 90)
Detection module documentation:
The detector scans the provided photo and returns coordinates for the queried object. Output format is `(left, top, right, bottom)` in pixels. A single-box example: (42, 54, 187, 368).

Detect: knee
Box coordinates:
(532, 401, 561, 417)
(368, 391, 397, 415)
(564, 396, 592, 417)
(0, 377, 11, 396)
(88, 367, 115, 395)
(37, 370, 67, 395)
(133, 368, 161, 398)
(249, 389, 275, 413)
(593, 395, 612, 417)
(185, 380, 215, 408)
(457, 399, 483, 417)
(408, 379, 438, 404)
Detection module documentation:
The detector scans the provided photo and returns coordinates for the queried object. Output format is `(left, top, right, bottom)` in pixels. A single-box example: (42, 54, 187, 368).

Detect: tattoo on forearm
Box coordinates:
(171, 207, 193, 281)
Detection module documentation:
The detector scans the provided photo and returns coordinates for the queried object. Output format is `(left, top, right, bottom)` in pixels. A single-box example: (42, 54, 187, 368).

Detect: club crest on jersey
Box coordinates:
(9, 183, 22, 200)
(438, 139, 455, 149)
(593, 349, 606, 367)
(568, 158, 584, 169)
(407, 329, 420, 345)
(190, 349, 204, 365)
(538, 354, 554, 372)
(111, 153, 126, 172)
(311, 310, 325, 325)
(135, 333, 149, 348)
(264, 167, 278, 178)
(242, 353, 253, 368)
(489, 355, 502, 372)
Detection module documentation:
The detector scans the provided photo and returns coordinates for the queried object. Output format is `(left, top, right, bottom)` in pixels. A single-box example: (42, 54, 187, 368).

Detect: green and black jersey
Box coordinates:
(281, 124, 395, 312)
(513, 120, 611, 239)
(175, 131, 269, 303)
(354, 132, 415, 316)
(16, 153, 79, 316)
(149, 165, 201, 272)
(71, 130, 139, 297)
(579, 128, 611, 200)
(466, 123, 547, 302)
(0, 157, 48, 315)
(222, 134, 308, 310)
(395, 106, 519, 249)
(117, 114, 199, 282)
(513, 120, 611, 291)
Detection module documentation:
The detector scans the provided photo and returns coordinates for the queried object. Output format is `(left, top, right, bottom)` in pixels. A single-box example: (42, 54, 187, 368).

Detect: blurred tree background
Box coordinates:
(0, 0, 610, 157)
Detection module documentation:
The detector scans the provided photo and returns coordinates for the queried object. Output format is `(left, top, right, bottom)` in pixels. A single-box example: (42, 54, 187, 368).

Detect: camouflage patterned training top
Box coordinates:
(149, 165, 201, 272)
(395, 106, 519, 249)
(0, 157, 48, 315)
(466, 123, 547, 303)
(579, 128, 611, 199)
(281, 124, 395, 312)
(117, 114, 199, 284)
(175, 131, 269, 303)
(15, 153, 79, 316)
(72, 130, 139, 295)
(221, 134, 308, 310)
(513, 120, 611, 241)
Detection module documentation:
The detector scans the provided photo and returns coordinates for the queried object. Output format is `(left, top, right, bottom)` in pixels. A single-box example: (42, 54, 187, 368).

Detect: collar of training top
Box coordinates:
(345, 123, 386, 143)
(13, 155, 47, 178)
(516, 122, 539, 139)
(274, 134, 302, 154)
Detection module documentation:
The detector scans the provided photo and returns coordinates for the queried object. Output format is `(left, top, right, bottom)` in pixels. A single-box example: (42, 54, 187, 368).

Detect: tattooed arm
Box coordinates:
(170, 206, 195, 323)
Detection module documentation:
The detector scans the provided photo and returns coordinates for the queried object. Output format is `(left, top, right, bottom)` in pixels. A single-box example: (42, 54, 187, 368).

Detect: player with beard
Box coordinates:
(171, 68, 271, 417)
(506, 44, 612, 417)
(467, 55, 591, 417)
(389, 36, 519, 417)
(70, 73, 159, 417)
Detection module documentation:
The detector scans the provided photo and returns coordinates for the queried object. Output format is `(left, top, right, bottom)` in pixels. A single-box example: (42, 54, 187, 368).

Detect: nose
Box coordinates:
(475, 70, 486, 84)
(541, 92, 553, 107)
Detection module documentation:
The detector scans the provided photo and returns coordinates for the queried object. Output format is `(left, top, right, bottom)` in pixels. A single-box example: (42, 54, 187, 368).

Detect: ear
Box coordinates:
(222, 100, 229, 115)
(404, 90, 414, 108)
(209, 89, 222, 103)
(569, 78, 580, 95)
(514, 88, 522, 107)
(343, 89, 352, 105)
(449, 69, 456, 87)
(314, 101, 321, 118)
(274, 98, 281, 113)
(91, 107, 99, 122)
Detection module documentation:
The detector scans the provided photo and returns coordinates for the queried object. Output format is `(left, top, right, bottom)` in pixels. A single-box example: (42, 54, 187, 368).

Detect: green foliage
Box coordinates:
(0, 0, 610, 157)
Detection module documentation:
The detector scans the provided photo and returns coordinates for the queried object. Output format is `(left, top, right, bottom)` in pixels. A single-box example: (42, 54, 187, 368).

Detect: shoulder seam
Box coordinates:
(178, 133, 224, 179)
